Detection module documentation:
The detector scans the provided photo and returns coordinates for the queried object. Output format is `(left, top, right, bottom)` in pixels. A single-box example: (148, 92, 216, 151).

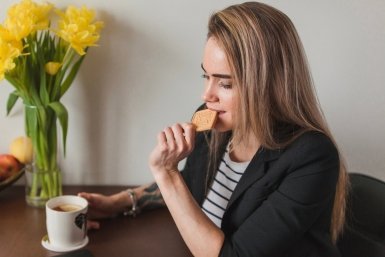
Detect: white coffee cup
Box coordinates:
(45, 195, 88, 249)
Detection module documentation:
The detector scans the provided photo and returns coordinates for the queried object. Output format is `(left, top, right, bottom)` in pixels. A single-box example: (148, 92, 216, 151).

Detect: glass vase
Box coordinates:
(25, 164, 62, 207)
(24, 104, 63, 207)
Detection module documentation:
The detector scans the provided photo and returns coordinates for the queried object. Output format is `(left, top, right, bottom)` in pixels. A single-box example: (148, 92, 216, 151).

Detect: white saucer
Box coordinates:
(41, 235, 89, 252)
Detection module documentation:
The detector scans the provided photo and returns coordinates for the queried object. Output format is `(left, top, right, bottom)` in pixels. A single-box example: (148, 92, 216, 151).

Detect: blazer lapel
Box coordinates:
(226, 147, 282, 210)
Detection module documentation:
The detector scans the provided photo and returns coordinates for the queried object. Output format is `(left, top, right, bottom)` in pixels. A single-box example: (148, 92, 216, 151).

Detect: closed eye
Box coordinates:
(219, 82, 232, 89)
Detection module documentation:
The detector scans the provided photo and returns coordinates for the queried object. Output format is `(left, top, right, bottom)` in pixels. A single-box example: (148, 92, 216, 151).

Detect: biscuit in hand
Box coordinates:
(191, 109, 218, 132)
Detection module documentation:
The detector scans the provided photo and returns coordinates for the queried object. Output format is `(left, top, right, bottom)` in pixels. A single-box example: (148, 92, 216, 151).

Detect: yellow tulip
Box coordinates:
(4, 0, 52, 40)
(0, 37, 21, 80)
(45, 62, 62, 76)
(55, 6, 104, 56)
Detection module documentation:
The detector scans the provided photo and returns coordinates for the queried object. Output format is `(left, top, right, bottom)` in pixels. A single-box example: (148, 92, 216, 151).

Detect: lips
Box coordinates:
(205, 104, 226, 119)
(207, 109, 224, 118)
(205, 105, 220, 112)
(213, 109, 224, 114)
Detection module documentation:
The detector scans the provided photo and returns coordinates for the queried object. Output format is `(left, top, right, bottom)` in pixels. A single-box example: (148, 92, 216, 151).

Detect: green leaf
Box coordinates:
(6, 91, 20, 116)
(39, 70, 50, 104)
(36, 105, 47, 131)
(60, 53, 86, 97)
(48, 102, 68, 155)
(4, 74, 23, 92)
(25, 106, 38, 143)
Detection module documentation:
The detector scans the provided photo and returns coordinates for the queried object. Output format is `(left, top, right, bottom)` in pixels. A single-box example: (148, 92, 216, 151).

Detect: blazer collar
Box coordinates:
(226, 146, 282, 209)
(261, 146, 282, 162)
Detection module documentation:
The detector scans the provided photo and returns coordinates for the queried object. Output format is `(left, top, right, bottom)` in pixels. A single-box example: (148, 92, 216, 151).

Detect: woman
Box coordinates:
(79, 2, 348, 256)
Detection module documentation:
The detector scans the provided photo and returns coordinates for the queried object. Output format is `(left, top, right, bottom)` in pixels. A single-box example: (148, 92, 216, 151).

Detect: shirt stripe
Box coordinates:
(201, 147, 249, 228)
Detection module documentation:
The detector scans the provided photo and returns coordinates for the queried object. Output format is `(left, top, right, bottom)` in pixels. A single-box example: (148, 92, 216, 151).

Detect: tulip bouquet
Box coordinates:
(0, 0, 103, 206)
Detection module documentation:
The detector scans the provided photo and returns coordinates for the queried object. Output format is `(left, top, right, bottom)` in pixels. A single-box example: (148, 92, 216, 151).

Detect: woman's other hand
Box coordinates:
(78, 191, 130, 230)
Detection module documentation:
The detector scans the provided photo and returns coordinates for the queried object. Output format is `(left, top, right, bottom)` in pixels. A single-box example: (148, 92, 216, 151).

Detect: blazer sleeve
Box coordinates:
(219, 133, 340, 257)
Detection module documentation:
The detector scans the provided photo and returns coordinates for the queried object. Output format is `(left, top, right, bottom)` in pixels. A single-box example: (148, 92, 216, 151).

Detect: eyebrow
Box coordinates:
(201, 63, 232, 79)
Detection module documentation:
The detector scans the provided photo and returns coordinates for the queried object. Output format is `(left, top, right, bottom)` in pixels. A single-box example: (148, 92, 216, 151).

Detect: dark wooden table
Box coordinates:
(0, 185, 193, 257)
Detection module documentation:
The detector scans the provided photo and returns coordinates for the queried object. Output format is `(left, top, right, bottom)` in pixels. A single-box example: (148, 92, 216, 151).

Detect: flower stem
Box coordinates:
(25, 103, 62, 207)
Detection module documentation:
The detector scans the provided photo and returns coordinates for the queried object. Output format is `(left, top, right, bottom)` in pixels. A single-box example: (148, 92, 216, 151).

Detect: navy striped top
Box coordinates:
(201, 147, 250, 227)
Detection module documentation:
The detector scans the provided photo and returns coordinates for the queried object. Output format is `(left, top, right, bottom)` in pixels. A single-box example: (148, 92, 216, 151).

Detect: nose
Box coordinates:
(201, 82, 218, 103)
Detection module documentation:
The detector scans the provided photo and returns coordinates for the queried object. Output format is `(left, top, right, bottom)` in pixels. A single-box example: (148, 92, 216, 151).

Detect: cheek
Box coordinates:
(221, 93, 236, 111)
(217, 86, 234, 100)
(218, 95, 236, 124)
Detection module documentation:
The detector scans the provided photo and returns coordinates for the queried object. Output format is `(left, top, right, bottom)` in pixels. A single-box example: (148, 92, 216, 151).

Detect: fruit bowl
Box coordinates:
(0, 167, 25, 192)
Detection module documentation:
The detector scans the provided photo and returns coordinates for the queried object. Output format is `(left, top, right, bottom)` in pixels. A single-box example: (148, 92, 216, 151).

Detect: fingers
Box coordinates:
(78, 192, 89, 200)
(78, 192, 101, 230)
(181, 123, 196, 150)
(87, 220, 100, 230)
(160, 123, 195, 153)
(170, 124, 184, 150)
(78, 192, 98, 206)
(150, 123, 196, 173)
(163, 126, 177, 151)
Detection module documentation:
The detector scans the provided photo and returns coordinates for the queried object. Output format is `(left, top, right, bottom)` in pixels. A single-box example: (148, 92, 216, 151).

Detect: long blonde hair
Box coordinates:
(206, 2, 348, 243)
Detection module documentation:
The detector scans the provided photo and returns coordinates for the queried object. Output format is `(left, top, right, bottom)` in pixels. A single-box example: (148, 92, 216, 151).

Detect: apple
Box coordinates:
(0, 154, 23, 182)
(9, 136, 34, 164)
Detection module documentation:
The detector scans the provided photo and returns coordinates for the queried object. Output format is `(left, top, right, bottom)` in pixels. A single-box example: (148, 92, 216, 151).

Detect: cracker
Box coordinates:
(191, 109, 218, 132)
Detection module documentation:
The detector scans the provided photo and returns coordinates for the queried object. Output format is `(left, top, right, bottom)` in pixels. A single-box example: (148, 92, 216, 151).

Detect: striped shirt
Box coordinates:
(201, 148, 250, 227)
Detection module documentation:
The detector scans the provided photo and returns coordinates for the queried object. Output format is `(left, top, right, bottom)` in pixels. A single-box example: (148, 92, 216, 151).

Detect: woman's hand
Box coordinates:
(78, 191, 130, 230)
(149, 123, 195, 179)
(148, 123, 224, 257)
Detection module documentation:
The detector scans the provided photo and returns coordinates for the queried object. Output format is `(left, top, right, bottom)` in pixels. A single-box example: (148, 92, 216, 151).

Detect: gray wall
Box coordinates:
(1, 0, 384, 185)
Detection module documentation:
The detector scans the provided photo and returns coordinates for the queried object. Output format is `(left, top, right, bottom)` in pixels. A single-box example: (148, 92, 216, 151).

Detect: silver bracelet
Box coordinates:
(123, 189, 139, 217)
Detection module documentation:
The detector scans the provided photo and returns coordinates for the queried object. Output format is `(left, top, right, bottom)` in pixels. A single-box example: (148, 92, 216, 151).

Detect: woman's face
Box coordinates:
(201, 37, 236, 132)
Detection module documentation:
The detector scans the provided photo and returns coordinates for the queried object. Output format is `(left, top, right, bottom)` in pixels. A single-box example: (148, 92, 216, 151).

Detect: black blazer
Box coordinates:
(181, 131, 341, 257)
